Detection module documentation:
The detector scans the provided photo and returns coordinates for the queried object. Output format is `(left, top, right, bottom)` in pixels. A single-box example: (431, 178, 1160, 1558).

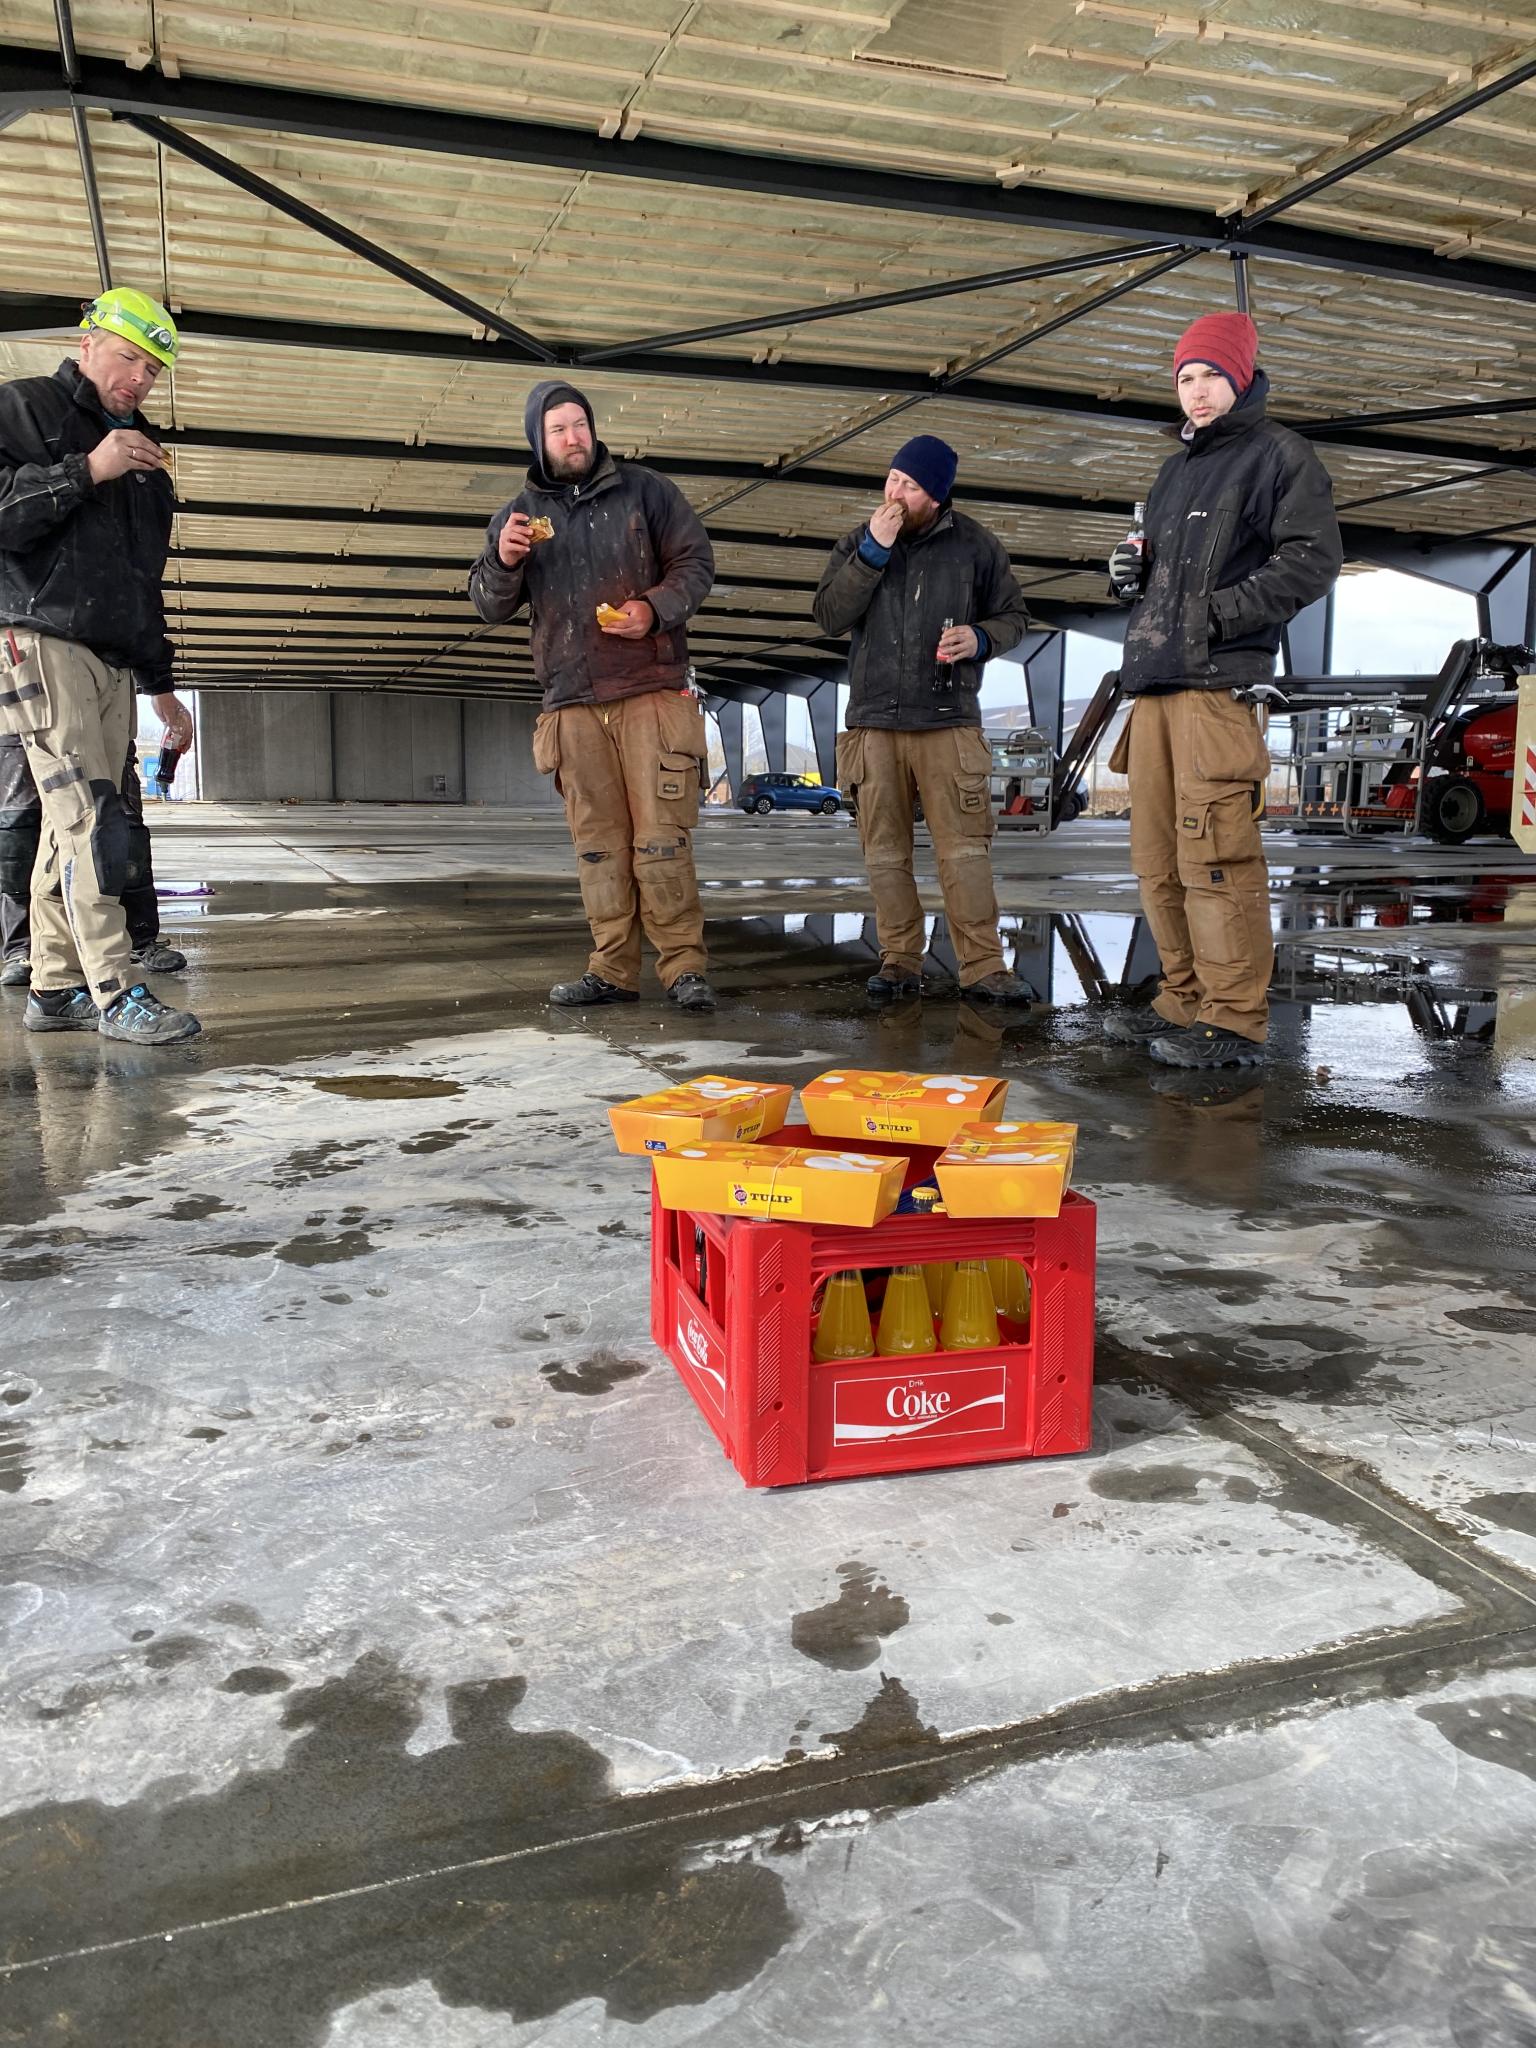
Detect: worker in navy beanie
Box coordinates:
(813, 433, 1034, 1004)
(1104, 311, 1342, 1069)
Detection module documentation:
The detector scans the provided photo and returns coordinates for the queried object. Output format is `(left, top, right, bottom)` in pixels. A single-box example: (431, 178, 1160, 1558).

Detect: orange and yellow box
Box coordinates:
(608, 1075, 793, 1157)
(652, 1141, 907, 1227)
(800, 1069, 1007, 1146)
(933, 1121, 1078, 1219)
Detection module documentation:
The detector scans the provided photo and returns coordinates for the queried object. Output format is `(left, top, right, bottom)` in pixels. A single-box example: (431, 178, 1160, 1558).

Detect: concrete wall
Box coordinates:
(195, 691, 553, 805)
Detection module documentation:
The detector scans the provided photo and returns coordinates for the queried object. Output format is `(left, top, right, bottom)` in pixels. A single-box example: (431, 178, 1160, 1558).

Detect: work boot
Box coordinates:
(1102, 1003, 1192, 1045)
(98, 984, 202, 1045)
(1149, 1024, 1264, 1069)
(962, 971, 1032, 1007)
(23, 986, 100, 1032)
(0, 950, 30, 988)
(549, 973, 638, 1007)
(867, 964, 922, 1000)
(130, 937, 187, 974)
(666, 973, 716, 1014)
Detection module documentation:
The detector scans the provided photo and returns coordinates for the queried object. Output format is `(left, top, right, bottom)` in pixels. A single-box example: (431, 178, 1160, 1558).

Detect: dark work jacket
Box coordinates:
(468, 449, 715, 711)
(812, 506, 1031, 730)
(1120, 373, 1342, 697)
(0, 360, 175, 690)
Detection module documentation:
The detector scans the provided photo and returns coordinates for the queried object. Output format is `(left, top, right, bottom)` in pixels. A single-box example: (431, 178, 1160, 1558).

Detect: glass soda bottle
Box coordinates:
(934, 615, 956, 694)
(987, 1258, 1031, 1331)
(940, 1260, 998, 1350)
(813, 1270, 874, 1361)
(923, 1260, 954, 1317)
(877, 1265, 936, 1356)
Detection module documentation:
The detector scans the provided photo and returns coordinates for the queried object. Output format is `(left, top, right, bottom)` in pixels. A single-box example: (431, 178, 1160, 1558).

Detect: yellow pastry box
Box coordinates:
(933, 1121, 1078, 1219)
(608, 1075, 793, 1157)
(652, 1141, 907, 1227)
(800, 1070, 1007, 1147)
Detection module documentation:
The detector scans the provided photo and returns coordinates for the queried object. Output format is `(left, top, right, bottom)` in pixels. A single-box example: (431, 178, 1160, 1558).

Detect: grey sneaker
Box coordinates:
(24, 986, 100, 1032)
(1150, 1024, 1264, 1069)
(666, 973, 716, 1014)
(98, 983, 201, 1045)
(1102, 1004, 1192, 1044)
(130, 938, 187, 974)
(549, 972, 639, 1007)
(0, 951, 30, 988)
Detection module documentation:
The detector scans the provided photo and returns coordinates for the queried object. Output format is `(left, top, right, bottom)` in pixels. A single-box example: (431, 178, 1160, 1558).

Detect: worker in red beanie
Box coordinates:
(1103, 310, 1342, 1069)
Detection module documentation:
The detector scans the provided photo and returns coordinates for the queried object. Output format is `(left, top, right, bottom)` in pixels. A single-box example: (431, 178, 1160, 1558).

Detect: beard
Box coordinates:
(547, 444, 594, 481)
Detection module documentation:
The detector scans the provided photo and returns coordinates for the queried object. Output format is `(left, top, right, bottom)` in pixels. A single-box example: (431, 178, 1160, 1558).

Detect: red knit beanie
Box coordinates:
(1173, 312, 1258, 394)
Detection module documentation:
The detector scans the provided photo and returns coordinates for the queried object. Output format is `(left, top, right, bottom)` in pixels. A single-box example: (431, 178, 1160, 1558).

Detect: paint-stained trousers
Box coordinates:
(836, 724, 1006, 986)
(533, 688, 709, 990)
(1114, 686, 1274, 1042)
(0, 629, 139, 1000)
(1, 731, 158, 961)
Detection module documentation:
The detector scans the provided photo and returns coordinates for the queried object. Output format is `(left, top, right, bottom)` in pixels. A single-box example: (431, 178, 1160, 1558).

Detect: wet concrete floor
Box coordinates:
(2, 804, 1535, 2046)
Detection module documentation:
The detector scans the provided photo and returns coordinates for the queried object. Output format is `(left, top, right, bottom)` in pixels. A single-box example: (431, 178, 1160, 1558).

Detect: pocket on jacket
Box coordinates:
(0, 635, 54, 737)
(1188, 692, 1272, 785)
(531, 710, 560, 777)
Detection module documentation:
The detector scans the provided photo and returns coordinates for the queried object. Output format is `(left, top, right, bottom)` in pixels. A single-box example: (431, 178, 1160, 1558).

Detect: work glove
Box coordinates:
(1108, 543, 1146, 602)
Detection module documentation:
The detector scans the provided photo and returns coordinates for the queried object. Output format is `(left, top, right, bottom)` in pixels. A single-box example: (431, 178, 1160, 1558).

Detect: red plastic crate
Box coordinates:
(650, 1123, 1095, 1487)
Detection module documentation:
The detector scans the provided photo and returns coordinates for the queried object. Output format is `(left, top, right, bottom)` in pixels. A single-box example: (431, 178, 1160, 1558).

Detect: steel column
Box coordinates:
(806, 678, 839, 786)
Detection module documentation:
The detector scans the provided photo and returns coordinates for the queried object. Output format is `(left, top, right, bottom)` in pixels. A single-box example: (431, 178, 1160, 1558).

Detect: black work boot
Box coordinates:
(1102, 1004, 1193, 1045)
(0, 950, 30, 988)
(1150, 1024, 1265, 1069)
(23, 986, 99, 1032)
(666, 973, 716, 1013)
(99, 984, 201, 1045)
(130, 937, 187, 974)
(962, 971, 1032, 1007)
(867, 964, 922, 1000)
(549, 973, 639, 1007)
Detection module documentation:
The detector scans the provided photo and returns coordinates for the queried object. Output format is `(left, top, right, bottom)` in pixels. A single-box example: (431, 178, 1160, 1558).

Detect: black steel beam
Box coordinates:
(13, 293, 1531, 478)
(124, 113, 555, 363)
(51, 0, 111, 291)
(576, 240, 1184, 361)
(5, 45, 1536, 308)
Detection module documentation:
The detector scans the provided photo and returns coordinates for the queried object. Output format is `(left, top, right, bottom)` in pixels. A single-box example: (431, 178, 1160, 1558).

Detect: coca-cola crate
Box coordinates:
(649, 1123, 1095, 1487)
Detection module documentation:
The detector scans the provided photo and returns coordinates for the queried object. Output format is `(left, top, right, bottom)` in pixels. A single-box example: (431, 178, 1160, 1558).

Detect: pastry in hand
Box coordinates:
(595, 602, 628, 628)
(526, 515, 554, 543)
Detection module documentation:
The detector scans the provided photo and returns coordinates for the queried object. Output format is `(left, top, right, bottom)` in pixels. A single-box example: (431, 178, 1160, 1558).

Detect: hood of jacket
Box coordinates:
(523, 378, 601, 491)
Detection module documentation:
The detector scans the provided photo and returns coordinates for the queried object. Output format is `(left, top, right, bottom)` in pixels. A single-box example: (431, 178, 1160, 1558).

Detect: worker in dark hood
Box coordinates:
(1105, 312, 1341, 1069)
(469, 381, 717, 1011)
(0, 287, 200, 1044)
(813, 433, 1034, 1005)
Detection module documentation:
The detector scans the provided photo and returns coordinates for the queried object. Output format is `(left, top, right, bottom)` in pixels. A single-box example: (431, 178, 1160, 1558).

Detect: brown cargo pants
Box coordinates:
(533, 688, 708, 990)
(836, 724, 1006, 986)
(0, 629, 136, 1002)
(1114, 686, 1274, 1042)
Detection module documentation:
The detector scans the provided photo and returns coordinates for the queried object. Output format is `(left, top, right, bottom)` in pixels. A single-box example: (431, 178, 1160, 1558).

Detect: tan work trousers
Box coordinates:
(836, 725, 1005, 986)
(533, 689, 708, 990)
(1116, 687, 1274, 1042)
(0, 629, 135, 1001)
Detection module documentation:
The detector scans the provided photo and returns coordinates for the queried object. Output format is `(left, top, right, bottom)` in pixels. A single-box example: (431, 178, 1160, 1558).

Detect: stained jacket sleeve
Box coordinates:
(1208, 438, 1343, 642)
(974, 535, 1031, 657)
(468, 501, 529, 623)
(641, 475, 715, 631)
(0, 385, 95, 554)
(812, 528, 883, 636)
(130, 633, 175, 697)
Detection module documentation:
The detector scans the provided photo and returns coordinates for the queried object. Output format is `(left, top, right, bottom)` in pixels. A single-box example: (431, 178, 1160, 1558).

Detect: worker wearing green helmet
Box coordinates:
(0, 286, 200, 1044)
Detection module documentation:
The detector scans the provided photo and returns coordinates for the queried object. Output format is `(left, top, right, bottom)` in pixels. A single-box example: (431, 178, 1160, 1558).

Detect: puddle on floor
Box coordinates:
(310, 1077, 465, 1101)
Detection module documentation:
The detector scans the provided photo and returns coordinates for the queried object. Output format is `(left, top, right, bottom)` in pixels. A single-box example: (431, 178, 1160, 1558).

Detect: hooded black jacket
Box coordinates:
(812, 506, 1031, 730)
(1120, 372, 1342, 697)
(0, 360, 175, 691)
(468, 379, 715, 711)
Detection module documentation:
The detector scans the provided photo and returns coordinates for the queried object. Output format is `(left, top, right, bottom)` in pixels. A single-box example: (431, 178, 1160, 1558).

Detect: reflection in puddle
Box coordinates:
(310, 1076, 465, 1101)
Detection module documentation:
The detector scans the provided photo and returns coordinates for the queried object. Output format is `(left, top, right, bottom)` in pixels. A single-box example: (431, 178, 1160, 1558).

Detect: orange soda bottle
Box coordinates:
(877, 1265, 936, 1355)
(923, 1261, 954, 1317)
(987, 1257, 1032, 1330)
(813, 1270, 874, 1361)
(940, 1260, 999, 1350)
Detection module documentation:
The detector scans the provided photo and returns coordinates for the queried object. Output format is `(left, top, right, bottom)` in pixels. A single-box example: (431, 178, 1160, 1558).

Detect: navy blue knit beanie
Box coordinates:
(890, 434, 957, 505)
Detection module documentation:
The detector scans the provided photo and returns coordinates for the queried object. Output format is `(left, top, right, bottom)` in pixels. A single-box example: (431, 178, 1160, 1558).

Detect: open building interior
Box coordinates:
(2, 4, 1536, 2043)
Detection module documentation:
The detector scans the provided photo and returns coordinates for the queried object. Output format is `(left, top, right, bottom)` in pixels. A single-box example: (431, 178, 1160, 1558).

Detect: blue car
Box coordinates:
(739, 773, 844, 816)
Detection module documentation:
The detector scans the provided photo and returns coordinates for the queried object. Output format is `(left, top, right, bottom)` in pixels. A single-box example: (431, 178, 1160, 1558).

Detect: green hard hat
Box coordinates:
(79, 287, 179, 368)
